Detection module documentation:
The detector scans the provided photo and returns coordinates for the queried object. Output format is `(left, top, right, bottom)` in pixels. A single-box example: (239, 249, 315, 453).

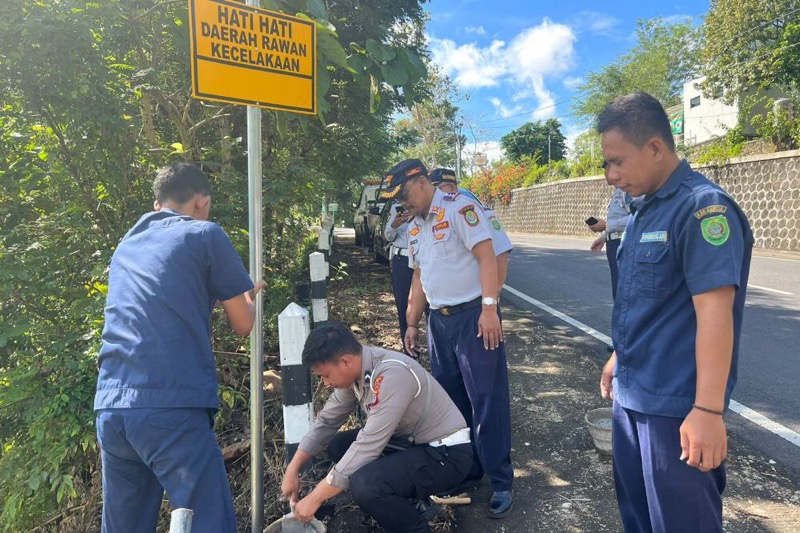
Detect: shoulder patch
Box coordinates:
(369, 374, 385, 408)
(694, 205, 728, 219)
(443, 192, 460, 201)
(458, 205, 480, 227)
(700, 215, 730, 246)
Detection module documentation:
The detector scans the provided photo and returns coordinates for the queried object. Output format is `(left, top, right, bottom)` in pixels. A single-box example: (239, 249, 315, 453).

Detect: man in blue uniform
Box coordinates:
(382, 159, 514, 518)
(597, 93, 753, 532)
(94, 163, 265, 533)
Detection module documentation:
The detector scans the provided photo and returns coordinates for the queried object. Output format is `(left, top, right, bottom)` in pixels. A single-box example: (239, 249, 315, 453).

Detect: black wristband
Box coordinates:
(693, 404, 724, 416)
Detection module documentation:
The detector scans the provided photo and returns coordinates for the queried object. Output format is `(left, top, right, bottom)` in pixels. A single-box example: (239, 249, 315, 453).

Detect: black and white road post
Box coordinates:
(309, 251, 328, 325)
(278, 303, 313, 461)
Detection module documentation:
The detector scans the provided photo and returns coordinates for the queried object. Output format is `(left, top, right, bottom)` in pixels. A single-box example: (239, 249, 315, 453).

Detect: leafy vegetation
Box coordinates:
(572, 18, 703, 123)
(500, 119, 566, 164)
(0, 0, 430, 529)
(702, 0, 800, 102)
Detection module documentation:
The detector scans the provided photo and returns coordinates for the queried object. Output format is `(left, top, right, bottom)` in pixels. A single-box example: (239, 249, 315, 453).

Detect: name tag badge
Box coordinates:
(640, 231, 668, 243)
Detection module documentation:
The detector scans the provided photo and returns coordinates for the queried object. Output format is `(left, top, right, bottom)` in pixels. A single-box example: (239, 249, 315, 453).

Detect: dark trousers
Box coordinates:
(391, 254, 415, 346)
(606, 237, 621, 301)
(96, 408, 236, 533)
(427, 305, 513, 492)
(612, 402, 726, 533)
(328, 429, 472, 533)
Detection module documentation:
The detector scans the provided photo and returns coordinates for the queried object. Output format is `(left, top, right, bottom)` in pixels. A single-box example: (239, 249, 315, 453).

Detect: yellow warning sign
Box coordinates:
(188, 0, 316, 114)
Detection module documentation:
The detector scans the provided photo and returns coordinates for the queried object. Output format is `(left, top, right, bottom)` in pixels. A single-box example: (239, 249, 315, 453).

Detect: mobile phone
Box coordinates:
(395, 205, 406, 214)
(585, 216, 598, 226)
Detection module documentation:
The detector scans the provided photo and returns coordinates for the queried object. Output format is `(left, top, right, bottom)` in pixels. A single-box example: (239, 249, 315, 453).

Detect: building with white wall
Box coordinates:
(682, 76, 788, 147)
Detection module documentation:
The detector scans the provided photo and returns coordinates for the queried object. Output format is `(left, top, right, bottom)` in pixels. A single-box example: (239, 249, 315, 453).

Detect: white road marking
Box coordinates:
(502, 283, 800, 450)
(748, 283, 794, 296)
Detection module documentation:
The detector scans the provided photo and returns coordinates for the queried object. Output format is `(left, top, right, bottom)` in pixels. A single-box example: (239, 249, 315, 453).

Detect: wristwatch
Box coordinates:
(482, 296, 498, 306)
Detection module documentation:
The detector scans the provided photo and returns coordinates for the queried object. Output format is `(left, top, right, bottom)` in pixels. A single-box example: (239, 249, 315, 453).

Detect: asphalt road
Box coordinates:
(503, 232, 800, 472)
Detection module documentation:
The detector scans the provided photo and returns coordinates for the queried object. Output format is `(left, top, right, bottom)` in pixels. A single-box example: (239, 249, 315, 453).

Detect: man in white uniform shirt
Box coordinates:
(381, 159, 514, 519)
(384, 202, 415, 349)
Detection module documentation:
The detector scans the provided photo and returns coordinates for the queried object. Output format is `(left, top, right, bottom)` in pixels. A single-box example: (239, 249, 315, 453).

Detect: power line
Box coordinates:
(482, 97, 578, 124)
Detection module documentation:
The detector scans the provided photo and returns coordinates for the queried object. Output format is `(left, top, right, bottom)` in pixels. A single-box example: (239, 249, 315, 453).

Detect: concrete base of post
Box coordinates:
(169, 508, 193, 533)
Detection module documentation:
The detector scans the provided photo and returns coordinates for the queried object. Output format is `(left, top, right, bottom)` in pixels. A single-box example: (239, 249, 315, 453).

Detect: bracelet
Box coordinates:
(407, 324, 419, 329)
(693, 404, 724, 416)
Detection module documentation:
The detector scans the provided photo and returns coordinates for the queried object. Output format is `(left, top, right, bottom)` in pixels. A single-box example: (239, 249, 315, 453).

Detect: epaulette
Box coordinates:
(442, 192, 460, 201)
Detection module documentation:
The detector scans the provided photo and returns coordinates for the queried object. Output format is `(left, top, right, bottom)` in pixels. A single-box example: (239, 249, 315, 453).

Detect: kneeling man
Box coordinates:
(281, 322, 473, 533)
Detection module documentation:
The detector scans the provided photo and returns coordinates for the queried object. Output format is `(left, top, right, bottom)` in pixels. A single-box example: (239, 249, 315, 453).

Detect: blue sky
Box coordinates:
(424, 0, 710, 162)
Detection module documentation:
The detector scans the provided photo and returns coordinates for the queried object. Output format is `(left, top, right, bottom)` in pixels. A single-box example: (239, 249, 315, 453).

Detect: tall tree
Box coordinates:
(701, 0, 800, 102)
(500, 119, 566, 164)
(393, 70, 466, 169)
(572, 18, 703, 122)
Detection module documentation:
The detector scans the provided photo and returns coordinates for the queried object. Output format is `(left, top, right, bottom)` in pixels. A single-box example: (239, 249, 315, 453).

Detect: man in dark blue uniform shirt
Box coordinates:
(597, 93, 753, 533)
(94, 163, 265, 533)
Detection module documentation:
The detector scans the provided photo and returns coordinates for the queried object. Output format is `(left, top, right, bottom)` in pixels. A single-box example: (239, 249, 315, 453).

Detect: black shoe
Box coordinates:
(487, 490, 513, 519)
(415, 497, 442, 521)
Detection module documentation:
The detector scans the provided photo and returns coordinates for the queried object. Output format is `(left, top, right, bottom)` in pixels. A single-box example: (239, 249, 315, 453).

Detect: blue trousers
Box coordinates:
(606, 237, 621, 301)
(612, 402, 726, 533)
(391, 254, 414, 346)
(428, 305, 513, 491)
(96, 408, 236, 533)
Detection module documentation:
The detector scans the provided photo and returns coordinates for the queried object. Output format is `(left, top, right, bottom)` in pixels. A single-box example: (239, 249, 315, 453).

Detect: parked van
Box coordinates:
(352, 181, 381, 247)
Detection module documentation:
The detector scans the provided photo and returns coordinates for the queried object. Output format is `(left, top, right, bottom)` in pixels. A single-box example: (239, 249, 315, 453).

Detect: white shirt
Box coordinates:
(457, 188, 513, 255)
(409, 188, 492, 308)
(384, 203, 409, 249)
(607, 187, 634, 233)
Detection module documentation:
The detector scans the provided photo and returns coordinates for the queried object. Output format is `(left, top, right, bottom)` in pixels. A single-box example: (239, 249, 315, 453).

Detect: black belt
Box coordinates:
(434, 297, 482, 316)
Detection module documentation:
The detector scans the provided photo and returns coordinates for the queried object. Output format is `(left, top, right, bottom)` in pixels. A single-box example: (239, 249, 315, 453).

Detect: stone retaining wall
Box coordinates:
(492, 150, 800, 252)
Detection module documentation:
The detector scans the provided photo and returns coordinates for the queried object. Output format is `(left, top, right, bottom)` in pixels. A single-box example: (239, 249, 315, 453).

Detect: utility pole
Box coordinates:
(455, 125, 462, 180)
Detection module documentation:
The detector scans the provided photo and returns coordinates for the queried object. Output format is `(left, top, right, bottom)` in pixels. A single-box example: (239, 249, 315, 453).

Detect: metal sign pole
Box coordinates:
(247, 102, 264, 532)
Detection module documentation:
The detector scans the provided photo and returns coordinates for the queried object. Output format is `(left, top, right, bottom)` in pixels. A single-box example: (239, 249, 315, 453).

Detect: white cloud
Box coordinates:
(465, 25, 486, 36)
(572, 11, 621, 37)
(563, 76, 584, 90)
(429, 19, 576, 115)
(429, 38, 507, 88)
(490, 97, 523, 119)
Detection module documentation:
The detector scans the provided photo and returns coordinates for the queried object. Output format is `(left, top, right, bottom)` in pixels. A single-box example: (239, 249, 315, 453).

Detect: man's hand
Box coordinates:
(600, 352, 616, 400)
(477, 307, 503, 350)
(589, 219, 607, 232)
(591, 236, 605, 253)
(680, 408, 727, 472)
(391, 211, 411, 229)
(404, 325, 420, 358)
(248, 280, 267, 301)
(292, 494, 322, 522)
(281, 467, 301, 506)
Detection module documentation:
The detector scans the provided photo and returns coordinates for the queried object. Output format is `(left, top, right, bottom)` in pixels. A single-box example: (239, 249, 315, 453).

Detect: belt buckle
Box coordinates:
(440, 307, 451, 316)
